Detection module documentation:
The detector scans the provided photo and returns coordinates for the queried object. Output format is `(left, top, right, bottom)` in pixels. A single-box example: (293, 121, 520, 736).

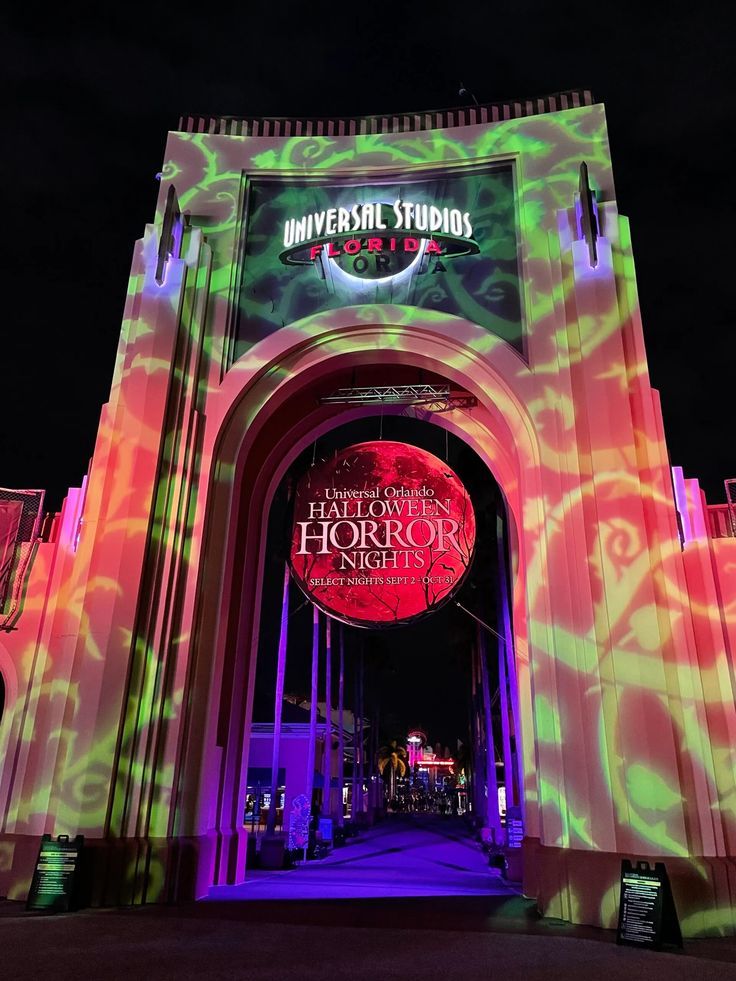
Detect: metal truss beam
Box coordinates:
(319, 384, 477, 412)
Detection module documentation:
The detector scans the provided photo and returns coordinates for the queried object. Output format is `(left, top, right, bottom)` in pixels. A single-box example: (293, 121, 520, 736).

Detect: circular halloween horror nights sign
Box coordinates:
(290, 442, 475, 627)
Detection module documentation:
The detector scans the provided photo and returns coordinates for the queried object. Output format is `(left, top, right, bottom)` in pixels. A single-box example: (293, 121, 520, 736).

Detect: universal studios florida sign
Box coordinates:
(280, 199, 478, 276)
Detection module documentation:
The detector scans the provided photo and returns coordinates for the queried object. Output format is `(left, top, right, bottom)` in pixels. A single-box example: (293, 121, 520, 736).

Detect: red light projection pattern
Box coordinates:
(2, 101, 736, 936)
(290, 442, 475, 626)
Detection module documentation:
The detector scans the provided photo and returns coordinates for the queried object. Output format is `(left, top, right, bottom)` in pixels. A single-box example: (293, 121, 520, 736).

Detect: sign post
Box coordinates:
(616, 859, 683, 950)
(26, 834, 84, 913)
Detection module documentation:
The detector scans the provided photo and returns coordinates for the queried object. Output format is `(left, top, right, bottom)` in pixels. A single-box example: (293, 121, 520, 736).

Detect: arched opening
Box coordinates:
(213, 410, 524, 899)
(175, 322, 543, 901)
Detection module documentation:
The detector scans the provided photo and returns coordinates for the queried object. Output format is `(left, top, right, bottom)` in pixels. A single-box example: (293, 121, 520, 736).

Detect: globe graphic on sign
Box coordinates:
(290, 441, 476, 627)
(329, 237, 422, 282)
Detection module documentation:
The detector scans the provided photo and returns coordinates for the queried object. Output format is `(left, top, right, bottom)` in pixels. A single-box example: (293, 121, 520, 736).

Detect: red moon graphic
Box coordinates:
(290, 441, 476, 627)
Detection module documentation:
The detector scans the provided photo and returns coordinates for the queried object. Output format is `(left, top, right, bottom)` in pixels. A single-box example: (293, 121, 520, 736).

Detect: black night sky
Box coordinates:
(4, 10, 732, 507)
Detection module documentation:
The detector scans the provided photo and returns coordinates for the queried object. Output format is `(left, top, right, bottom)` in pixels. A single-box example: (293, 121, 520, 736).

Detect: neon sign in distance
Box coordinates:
(290, 441, 476, 627)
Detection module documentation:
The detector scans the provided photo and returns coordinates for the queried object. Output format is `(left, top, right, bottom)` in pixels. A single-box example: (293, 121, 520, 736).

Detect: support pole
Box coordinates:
(351, 645, 359, 820)
(266, 564, 290, 837)
(470, 641, 483, 817)
(372, 703, 381, 809)
(322, 616, 333, 817)
(337, 624, 345, 826)
(305, 606, 320, 835)
(478, 625, 502, 840)
(358, 644, 365, 814)
(497, 621, 514, 814)
(497, 513, 523, 813)
(468, 644, 477, 815)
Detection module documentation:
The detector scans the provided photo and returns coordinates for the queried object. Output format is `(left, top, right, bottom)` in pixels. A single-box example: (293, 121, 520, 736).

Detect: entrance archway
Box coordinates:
(228, 410, 521, 899)
(174, 315, 544, 898)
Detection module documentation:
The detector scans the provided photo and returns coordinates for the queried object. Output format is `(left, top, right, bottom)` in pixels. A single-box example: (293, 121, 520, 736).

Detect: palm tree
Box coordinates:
(454, 739, 472, 805)
(377, 740, 408, 804)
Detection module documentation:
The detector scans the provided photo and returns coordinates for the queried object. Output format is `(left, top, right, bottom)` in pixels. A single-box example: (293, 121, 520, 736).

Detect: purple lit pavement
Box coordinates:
(208, 814, 519, 901)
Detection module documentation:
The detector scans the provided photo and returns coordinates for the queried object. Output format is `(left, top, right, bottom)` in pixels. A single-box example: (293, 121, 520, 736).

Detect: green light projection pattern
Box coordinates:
(1, 105, 736, 936)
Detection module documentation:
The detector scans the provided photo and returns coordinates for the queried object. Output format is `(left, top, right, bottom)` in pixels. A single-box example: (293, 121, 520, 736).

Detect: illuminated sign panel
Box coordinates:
(236, 166, 522, 356)
(280, 199, 477, 268)
(290, 441, 475, 627)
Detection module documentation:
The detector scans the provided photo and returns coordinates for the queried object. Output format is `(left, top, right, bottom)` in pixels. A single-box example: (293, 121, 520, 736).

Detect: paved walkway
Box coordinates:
(2, 817, 736, 978)
(208, 814, 520, 900)
(2, 900, 736, 980)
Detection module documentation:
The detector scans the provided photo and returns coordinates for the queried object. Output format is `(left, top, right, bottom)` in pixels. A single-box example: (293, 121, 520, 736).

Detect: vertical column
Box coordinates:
(322, 617, 333, 817)
(497, 514, 523, 813)
(358, 645, 365, 814)
(305, 606, 320, 840)
(479, 626, 502, 841)
(337, 625, 345, 827)
(266, 564, 290, 837)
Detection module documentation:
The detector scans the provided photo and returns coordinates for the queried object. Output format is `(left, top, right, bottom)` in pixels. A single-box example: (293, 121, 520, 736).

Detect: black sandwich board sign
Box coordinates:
(616, 859, 683, 950)
(505, 805, 523, 849)
(26, 834, 84, 913)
